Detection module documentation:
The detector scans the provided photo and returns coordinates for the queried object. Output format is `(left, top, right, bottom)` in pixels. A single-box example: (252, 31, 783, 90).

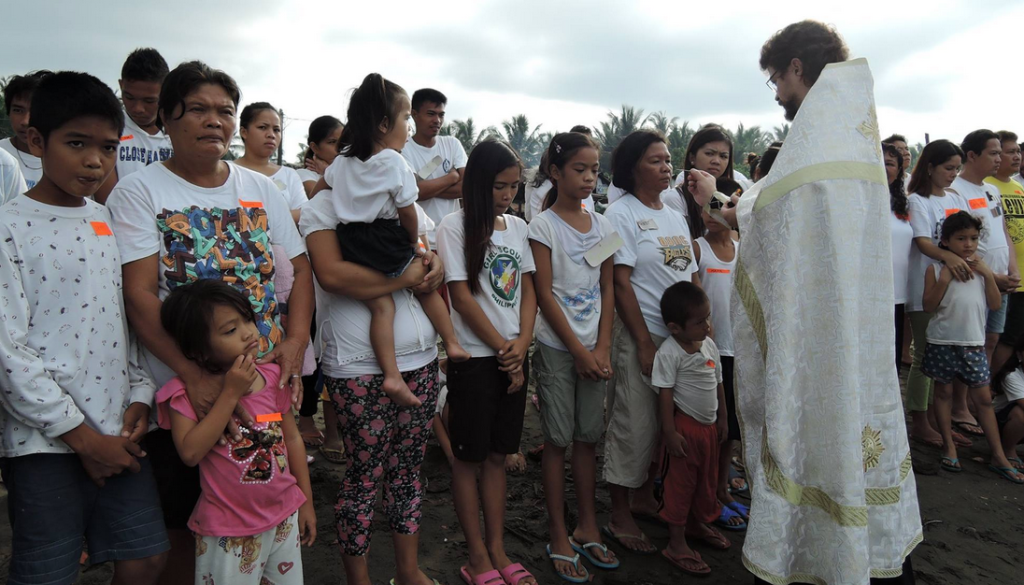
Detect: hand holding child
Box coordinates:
(298, 501, 317, 546)
(944, 254, 974, 282)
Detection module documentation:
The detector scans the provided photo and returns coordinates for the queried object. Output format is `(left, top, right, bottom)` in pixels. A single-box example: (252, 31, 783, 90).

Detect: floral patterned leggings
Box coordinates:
(325, 360, 439, 556)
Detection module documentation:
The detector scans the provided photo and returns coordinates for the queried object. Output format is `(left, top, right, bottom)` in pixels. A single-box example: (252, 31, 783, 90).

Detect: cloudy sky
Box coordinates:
(4, 0, 1020, 161)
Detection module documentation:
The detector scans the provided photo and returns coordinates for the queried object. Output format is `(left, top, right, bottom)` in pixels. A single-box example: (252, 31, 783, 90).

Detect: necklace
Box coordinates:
(9, 140, 41, 171)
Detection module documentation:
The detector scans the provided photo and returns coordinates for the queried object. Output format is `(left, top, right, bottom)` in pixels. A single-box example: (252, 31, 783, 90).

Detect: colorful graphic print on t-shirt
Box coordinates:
(230, 420, 287, 484)
(657, 235, 694, 271)
(487, 247, 522, 307)
(157, 204, 282, 354)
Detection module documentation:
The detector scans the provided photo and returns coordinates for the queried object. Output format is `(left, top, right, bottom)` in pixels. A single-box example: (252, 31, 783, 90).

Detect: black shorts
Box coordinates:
(446, 356, 529, 462)
(146, 429, 201, 531)
(996, 402, 1022, 430)
(336, 218, 415, 277)
(721, 355, 740, 441)
(999, 292, 1024, 348)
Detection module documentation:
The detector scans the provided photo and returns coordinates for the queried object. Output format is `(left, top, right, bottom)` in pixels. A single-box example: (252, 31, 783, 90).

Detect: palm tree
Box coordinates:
(667, 120, 695, 168)
(649, 111, 678, 140)
(772, 124, 790, 142)
(441, 118, 498, 154)
(729, 123, 770, 165)
(594, 105, 649, 171)
(501, 114, 543, 167)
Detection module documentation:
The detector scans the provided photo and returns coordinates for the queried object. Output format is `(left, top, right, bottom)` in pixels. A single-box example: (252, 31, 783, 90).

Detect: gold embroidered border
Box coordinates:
(753, 161, 887, 212)
(734, 261, 767, 361)
(870, 533, 924, 579)
(865, 452, 913, 505)
(761, 427, 870, 527)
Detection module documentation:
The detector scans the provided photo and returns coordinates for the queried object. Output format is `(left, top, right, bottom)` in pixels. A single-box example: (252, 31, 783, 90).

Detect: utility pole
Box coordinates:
(278, 109, 285, 165)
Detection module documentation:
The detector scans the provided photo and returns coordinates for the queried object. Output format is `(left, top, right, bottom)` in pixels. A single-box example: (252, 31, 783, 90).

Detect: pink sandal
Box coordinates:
(499, 563, 536, 585)
(459, 566, 505, 585)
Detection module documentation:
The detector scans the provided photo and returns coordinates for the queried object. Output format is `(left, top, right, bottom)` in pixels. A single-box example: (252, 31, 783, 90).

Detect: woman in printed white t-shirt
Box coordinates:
(884, 143, 913, 370)
(105, 61, 313, 584)
(436, 140, 540, 585)
(601, 130, 716, 554)
(232, 102, 308, 219)
(904, 140, 969, 448)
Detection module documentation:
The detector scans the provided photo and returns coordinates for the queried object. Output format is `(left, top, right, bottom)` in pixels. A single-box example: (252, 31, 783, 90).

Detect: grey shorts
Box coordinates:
(987, 293, 1009, 335)
(0, 453, 169, 585)
(533, 343, 607, 448)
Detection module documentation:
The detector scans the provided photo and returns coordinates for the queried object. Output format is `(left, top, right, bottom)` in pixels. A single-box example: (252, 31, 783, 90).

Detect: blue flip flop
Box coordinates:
(713, 504, 747, 531)
(546, 544, 591, 583)
(941, 457, 962, 473)
(990, 465, 1024, 484)
(726, 500, 750, 520)
(728, 464, 749, 496)
(569, 537, 620, 570)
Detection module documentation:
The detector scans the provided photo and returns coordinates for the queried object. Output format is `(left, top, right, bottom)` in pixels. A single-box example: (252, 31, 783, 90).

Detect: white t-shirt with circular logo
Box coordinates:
(437, 210, 536, 357)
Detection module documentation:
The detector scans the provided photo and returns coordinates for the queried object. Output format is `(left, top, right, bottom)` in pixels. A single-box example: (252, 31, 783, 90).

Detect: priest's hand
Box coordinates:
(685, 169, 716, 207)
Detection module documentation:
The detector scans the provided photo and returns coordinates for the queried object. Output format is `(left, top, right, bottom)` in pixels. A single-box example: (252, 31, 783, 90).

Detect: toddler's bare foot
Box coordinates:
(382, 375, 422, 407)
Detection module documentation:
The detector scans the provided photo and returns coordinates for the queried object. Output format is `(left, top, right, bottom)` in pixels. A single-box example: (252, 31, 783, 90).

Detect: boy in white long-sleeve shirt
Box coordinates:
(0, 71, 168, 585)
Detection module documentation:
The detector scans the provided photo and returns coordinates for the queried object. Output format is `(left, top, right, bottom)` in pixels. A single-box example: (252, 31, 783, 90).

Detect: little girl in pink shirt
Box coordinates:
(156, 279, 316, 584)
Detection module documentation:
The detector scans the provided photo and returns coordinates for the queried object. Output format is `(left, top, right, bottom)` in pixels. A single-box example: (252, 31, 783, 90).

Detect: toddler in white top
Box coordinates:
(323, 74, 468, 406)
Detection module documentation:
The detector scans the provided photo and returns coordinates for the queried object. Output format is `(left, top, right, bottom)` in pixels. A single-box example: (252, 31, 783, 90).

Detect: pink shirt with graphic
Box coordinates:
(156, 363, 306, 536)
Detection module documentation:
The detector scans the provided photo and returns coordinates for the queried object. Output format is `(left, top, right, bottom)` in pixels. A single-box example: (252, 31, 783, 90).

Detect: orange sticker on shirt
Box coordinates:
(90, 221, 113, 236)
(256, 412, 282, 423)
(945, 208, 959, 217)
(705, 359, 716, 368)
(120, 134, 134, 141)
(707, 268, 731, 274)
(239, 200, 264, 208)
(968, 198, 987, 210)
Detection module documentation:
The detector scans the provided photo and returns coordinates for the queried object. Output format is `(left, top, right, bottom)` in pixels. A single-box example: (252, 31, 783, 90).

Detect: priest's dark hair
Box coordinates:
(759, 20, 849, 85)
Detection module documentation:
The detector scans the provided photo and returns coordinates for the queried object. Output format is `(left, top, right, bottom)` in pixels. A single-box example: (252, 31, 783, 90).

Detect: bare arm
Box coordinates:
(593, 257, 616, 374)
(973, 260, 1004, 310)
(448, 280, 508, 351)
(305, 230, 433, 300)
(258, 254, 314, 399)
(168, 356, 253, 466)
(914, 236, 972, 282)
(282, 405, 316, 545)
(613, 264, 657, 375)
(922, 265, 951, 313)
(660, 387, 686, 457)
(397, 204, 420, 246)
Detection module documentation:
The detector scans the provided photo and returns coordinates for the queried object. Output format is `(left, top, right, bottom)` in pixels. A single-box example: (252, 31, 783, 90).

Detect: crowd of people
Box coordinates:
(0, 18, 1020, 585)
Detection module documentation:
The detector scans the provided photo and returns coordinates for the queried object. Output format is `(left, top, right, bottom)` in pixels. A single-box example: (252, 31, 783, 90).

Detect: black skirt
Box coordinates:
(336, 218, 416, 277)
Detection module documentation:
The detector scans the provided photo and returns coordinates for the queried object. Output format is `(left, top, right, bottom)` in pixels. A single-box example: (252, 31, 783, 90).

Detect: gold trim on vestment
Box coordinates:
(753, 161, 887, 212)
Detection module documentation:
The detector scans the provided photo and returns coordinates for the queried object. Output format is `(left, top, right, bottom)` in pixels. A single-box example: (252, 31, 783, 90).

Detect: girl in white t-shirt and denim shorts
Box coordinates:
(921, 211, 1022, 483)
(436, 140, 539, 585)
(529, 133, 619, 579)
(323, 74, 468, 408)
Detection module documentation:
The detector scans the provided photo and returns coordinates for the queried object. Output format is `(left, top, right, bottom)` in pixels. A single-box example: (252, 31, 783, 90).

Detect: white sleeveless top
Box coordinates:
(696, 237, 737, 356)
(925, 264, 988, 346)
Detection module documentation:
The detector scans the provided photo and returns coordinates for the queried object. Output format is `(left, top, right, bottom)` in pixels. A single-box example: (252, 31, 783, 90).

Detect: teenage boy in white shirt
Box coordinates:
(0, 70, 51, 190)
(95, 47, 173, 204)
(401, 88, 468, 250)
